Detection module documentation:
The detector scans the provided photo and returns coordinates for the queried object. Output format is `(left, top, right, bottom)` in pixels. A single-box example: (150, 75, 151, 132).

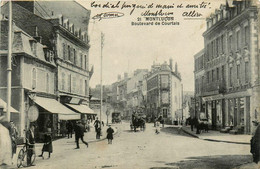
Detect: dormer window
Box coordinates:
(71, 24, 74, 34)
(29, 39, 37, 56)
(67, 20, 70, 30)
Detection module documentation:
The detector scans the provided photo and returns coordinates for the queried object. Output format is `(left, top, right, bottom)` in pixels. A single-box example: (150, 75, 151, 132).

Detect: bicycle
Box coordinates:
(17, 142, 36, 168)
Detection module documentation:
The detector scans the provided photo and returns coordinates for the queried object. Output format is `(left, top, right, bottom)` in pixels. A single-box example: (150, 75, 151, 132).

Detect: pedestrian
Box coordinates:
(26, 123, 36, 166)
(0, 115, 12, 166)
(106, 125, 114, 144)
(251, 120, 260, 165)
(94, 117, 101, 139)
(74, 121, 88, 149)
(38, 133, 53, 159)
(66, 121, 73, 138)
(102, 121, 104, 127)
(155, 120, 160, 134)
(9, 121, 18, 163)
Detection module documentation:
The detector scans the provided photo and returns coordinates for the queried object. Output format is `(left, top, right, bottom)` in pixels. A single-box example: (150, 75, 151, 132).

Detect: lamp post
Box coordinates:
(100, 32, 104, 130)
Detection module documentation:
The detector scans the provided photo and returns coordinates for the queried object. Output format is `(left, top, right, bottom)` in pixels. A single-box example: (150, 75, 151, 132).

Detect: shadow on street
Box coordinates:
(150, 155, 252, 169)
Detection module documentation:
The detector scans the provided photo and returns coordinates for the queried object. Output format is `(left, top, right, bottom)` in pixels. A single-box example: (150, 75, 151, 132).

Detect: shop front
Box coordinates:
(32, 96, 80, 141)
(225, 95, 250, 134)
(203, 94, 225, 130)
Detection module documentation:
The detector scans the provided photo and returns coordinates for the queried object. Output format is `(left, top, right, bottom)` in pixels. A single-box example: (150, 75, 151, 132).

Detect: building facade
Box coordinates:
(145, 60, 182, 124)
(1, 1, 93, 138)
(194, 0, 260, 134)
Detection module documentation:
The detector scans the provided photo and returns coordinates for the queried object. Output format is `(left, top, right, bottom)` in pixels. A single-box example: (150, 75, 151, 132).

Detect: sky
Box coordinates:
(77, 0, 226, 91)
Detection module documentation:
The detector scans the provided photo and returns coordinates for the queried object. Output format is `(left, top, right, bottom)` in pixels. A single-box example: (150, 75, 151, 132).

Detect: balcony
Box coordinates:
(202, 80, 226, 96)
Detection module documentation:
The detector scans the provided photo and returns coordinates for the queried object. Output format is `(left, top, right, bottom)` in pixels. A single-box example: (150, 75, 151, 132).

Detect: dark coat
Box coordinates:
(106, 127, 114, 140)
(42, 134, 53, 153)
(251, 125, 260, 163)
(74, 123, 85, 137)
(26, 129, 35, 149)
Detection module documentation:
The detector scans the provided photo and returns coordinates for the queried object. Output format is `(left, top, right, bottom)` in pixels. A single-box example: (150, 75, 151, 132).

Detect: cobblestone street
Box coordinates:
(9, 122, 254, 169)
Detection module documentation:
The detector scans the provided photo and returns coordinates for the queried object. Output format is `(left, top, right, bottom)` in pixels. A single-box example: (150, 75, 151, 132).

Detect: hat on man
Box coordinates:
(252, 120, 259, 124)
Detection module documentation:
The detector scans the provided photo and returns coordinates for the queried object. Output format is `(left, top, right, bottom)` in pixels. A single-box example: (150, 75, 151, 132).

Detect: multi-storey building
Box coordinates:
(145, 59, 182, 124)
(194, 0, 259, 134)
(126, 69, 148, 116)
(1, 1, 93, 137)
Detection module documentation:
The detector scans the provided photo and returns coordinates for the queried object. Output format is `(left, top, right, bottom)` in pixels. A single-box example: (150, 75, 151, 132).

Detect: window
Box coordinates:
(229, 67, 233, 86)
(68, 74, 71, 92)
(71, 48, 74, 63)
(244, 26, 249, 45)
(30, 40, 37, 55)
(222, 66, 225, 81)
(68, 45, 71, 61)
(163, 109, 168, 118)
(80, 53, 83, 68)
(61, 73, 65, 90)
(221, 35, 224, 53)
(63, 43, 66, 60)
(162, 92, 169, 104)
(74, 49, 77, 65)
(84, 55, 87, 70)
(211, 41, 214, 58)
(212, 70, 214, 82)
(237, 64, 240, 80)
(46, 73, 49, 93)
(216, 38, 219, 56)
(217, 68, 219, 81)
(72, 76, 76, 93)
(245, 62, 249, 82)
(32, 68, 36, 89)
(161, 75, 169, 88)
(236, 30, 240, 50)
(229, 35, 232, 51)
(207, 72, 210, 83)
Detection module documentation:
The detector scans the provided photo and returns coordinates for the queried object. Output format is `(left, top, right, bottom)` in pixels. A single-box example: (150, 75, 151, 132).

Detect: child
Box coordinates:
(155, 121, 160, 134)
(39, 133, 53, 159)
(106, 125, 114, 144)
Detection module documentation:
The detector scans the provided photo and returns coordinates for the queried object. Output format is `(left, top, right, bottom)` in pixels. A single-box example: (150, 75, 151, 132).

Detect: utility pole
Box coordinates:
(181, 84, 183, 123)
(100, 32, 104, 130)
(6, 1, 13, 122)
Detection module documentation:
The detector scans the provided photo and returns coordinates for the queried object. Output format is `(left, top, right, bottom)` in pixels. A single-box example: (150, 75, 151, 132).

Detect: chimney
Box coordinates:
(175, 62, 178, 73)
(118, 75, 121, 81)
(124, 72, 128, 79)
(33, 26, 42, 43)
(169, 58, 173, 70)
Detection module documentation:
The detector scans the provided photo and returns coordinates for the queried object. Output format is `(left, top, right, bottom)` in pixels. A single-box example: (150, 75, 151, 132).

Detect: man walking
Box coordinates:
(74, 121, 88, 149)
(26, 123, 36, 166)
(66, 121, 73, 139)
(251, 120, 260, 165)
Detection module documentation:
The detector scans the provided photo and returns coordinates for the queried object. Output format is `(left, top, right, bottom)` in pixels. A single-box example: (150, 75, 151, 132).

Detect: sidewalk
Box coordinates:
(5, 125, 118, 169)
(181, 125, 251, 145)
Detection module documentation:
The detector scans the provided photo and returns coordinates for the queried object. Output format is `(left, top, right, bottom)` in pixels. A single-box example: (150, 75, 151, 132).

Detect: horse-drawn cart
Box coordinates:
(130, 113, 146, 132)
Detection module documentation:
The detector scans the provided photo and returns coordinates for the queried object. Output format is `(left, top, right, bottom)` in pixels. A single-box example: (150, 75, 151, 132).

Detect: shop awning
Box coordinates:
(65, 104, 96, 114)
(33, 97, 80, 120)
(202, 94, 224, 102)
(0, 98, 19, 113)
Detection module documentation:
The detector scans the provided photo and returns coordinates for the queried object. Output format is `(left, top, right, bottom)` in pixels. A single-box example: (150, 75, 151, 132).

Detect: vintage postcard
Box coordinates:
(0, 0, 260, 168)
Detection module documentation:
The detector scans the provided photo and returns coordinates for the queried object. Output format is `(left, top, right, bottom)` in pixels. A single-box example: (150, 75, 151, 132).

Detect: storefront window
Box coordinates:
(238, 98, 245, 126)
(228, 99, 234, 126)
(216, 100, 222, 127)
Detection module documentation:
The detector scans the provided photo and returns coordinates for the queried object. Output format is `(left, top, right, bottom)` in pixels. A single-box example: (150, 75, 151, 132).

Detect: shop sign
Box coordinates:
(28, 105, 39, 122)
(202, 94, 224, 102)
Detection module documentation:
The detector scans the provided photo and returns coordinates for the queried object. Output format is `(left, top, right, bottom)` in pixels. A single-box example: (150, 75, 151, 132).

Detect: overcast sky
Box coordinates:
(77, 0, 226, 91)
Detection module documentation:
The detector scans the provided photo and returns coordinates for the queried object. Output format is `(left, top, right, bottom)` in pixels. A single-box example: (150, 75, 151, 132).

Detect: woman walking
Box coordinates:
(106, 125, 114, 144)
(39, 133, 53, 159)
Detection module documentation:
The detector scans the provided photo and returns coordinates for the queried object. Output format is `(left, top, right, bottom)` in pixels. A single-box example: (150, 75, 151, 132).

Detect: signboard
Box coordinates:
(28, 105, 39, 122)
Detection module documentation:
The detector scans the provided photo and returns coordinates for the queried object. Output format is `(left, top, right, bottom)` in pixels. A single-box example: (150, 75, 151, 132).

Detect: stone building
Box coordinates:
(145, 59, 182, 124)
(1, 1, 93, 137)
(194, 0, 259, 134)
(126, 69, 148, 117)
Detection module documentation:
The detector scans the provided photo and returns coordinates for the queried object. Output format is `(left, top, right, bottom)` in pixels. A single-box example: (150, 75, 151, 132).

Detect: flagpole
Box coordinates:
(7, 0, 13, 122)
(100, 32, 104, 130)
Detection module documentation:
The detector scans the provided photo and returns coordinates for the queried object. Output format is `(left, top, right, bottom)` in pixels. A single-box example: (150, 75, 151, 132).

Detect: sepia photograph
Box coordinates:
(0, 0, 260, 168)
